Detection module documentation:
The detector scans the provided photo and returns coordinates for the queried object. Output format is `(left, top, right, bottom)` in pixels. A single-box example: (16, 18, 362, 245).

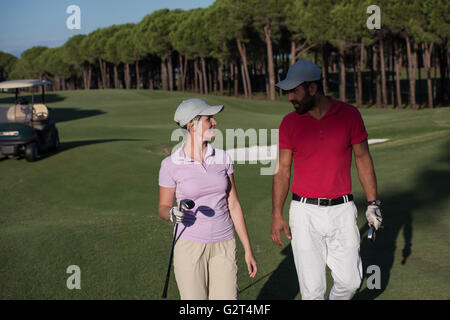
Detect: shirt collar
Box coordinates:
(300, 96, 339, 120)
(171, 141, 215, 164)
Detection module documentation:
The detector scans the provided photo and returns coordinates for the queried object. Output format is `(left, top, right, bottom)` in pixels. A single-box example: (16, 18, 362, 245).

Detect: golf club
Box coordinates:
(368, 224, 376, 242)
(161, 199, 195, 299)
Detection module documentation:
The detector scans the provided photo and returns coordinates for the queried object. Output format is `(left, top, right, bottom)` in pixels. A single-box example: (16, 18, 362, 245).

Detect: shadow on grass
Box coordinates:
(254, 244, 299, 300)
(253, 141, 449, 300)
(50, 108, 106, 124)
(354, 141, 450, 300)
(33, 139, 149, 161)
(0, 93, 106, 124)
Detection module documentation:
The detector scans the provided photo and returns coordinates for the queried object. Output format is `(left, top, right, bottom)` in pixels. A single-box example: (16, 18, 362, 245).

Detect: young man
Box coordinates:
(270, 60, 382, 300)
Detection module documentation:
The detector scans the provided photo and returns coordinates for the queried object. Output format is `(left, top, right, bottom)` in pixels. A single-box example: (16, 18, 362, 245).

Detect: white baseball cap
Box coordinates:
(174, 98, 224, 127)
(275, 60, 322, 91)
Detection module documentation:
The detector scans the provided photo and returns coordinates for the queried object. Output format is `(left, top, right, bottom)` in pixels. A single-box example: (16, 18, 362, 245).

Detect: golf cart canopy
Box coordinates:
(0, 79, 52, 89)
(0, 79, 52, 105)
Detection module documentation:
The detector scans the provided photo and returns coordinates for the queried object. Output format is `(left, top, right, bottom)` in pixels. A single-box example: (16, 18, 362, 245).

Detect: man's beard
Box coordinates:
(291, 93, 315, 115)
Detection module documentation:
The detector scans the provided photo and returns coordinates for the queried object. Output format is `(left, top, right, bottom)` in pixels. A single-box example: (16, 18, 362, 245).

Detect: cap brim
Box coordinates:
(275, 79, 304, 91)
(198, 105, 224, 116)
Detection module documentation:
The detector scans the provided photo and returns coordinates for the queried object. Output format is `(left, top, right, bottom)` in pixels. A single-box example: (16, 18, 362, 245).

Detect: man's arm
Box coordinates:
(353, 139, 377, 201)
(271, 148, 293, 247)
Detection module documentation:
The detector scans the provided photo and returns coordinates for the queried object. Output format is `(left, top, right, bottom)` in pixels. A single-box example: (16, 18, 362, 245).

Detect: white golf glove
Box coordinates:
(169, 207, 184, 224)
(366, 205, 383, 230)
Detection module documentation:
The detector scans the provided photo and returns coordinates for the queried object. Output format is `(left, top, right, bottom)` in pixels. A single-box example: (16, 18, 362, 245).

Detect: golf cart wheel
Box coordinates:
(25, 142, 38, 162)
(52, 130, 60, 151)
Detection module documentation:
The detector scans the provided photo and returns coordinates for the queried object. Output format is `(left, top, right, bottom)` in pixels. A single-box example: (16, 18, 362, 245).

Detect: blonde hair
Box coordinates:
(185, 115, 202, 131)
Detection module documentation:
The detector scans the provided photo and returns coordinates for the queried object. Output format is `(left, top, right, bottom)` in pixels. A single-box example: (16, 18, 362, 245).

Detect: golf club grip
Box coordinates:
(161, 223, 178, 299)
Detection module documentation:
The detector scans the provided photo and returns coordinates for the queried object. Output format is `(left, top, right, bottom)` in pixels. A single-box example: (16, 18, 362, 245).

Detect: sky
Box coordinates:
(0, 0, 216, 57)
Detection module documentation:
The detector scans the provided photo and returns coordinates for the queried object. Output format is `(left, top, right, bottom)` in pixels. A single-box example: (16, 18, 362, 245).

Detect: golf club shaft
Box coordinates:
(161, 223, 178, 298)
(162, 201, 185, 298)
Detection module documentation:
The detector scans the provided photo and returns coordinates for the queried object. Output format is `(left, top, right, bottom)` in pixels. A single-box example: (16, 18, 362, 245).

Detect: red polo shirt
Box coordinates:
(278, 97, 368, 198)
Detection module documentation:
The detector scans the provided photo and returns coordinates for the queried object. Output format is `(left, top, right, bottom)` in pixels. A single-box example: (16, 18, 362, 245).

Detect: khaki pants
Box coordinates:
(173, 238, 238, 300)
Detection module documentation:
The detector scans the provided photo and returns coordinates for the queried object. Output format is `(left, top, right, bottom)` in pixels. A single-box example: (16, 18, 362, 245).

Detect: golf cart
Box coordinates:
(0, 79, 60, 162)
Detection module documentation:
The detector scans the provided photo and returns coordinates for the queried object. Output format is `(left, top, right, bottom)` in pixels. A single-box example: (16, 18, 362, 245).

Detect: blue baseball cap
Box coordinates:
(275, 60, 322, 90)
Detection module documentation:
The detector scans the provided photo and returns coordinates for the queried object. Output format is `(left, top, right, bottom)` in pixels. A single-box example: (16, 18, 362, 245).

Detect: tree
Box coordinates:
(0, 51, 18, 81)
(109, 24, 141, 89)
(211, 0, 257, 98)
(250, 0, 288, 101)
(385, 0, 423, 109)
(294, 0, 335, 96)
(9, 46, 48, 79)
(423, 0, 450, 106)
(138, 9, 183, 91)
(62, 35, 90, 89)
(328, 0, 375, 105)
(38, 47, 77, 90)
(284, 1, 315, 65)
(83, 26, 121, 89)
(170, 8, 214, 94)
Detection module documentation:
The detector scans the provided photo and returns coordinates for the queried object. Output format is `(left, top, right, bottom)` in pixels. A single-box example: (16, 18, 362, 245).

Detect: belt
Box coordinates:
(292, 193, 354, 207)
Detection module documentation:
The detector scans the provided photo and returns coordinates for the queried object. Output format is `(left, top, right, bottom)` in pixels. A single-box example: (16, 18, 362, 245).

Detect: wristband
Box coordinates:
(367, 199, 381, 206)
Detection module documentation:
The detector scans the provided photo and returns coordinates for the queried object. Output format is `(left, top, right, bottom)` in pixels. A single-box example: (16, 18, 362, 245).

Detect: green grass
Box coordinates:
(0, 89, 449, 299)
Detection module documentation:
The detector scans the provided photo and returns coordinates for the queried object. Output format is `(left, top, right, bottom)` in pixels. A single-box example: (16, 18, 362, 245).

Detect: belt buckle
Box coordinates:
(318, 198, 331, 207)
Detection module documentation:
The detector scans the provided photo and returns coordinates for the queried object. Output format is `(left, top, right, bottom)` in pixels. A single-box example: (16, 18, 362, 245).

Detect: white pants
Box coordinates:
(289, 200, 362, 300)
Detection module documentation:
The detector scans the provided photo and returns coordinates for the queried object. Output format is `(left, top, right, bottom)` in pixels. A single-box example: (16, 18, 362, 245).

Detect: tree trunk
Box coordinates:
(201, 56, 208, 94)
(194, 60, 199, 93)
(233, 63, 238, 97)
(338, 45, 346, 102)
(135, 60, 140, 89)
(240, 63, 248, 97)
(83, 66, 89, 90)
(105, 63, 110, 89)
(236, 38, 252, 98)
(433, 51, 437, 102)
(389, 39, 395, 106)
(124, 63, 131, 89)
(183, 56, 188, 92)
(379, 36, 388, 107)
(438, 40, 449, 105)
(373, 45, 382, 108)
(394, 40, 402, 107)
(218, 62, 224, 95)
(404, 35, 417, 109)
(290, 40, 297, 66)
(422, 42, 434, 108)
(178, 55, 183, 91)
(322, 44, 329, 96)
(113, 65, 119, 89)
(358, 41, 364, 107)
(161, 60, 168, 91)
(290, 40, 315, 65)
(264, 24, 275, 101)
(167, 51, 174, 91)
(98, 58, 107, 89)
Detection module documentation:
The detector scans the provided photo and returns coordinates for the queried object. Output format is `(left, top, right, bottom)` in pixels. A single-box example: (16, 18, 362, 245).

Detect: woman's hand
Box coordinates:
(245, 251, 257, 278)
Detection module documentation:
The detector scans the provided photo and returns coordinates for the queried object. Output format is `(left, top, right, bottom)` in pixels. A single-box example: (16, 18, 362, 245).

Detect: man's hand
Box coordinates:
(169, 206, 184, 224)
(366, 205, 382, 230)
(271, 215, 291, 247)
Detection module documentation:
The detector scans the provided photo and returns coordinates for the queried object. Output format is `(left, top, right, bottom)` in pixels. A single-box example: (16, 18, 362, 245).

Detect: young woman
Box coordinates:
(158, 98, 257, 300)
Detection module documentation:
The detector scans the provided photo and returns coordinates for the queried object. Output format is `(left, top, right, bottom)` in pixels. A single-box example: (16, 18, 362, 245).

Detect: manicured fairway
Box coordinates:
(0, 89, 449, 299)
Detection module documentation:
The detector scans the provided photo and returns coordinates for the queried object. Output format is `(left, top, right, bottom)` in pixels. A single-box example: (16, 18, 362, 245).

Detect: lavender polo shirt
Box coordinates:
(158, 143, 235, 243)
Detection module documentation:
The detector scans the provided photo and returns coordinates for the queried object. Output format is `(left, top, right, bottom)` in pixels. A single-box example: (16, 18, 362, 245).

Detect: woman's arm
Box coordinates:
(227, 173, 257, 278)
(158, 186, 176, 221)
